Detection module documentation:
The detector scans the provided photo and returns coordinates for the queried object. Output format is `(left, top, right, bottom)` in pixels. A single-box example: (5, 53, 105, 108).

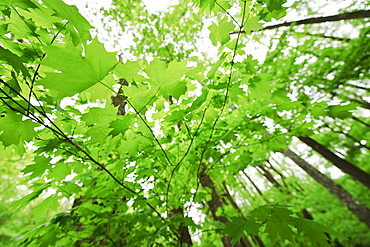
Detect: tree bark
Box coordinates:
(352, 116, 370, 129)
(232, 10, 370, 34)
(256, 165, 282, 188)
(282, 148, 370, 229)
(346, 97, 370, 110)
(298, 136, 370, 189)
(345, 83, 370, 92)
(241, 170, 267, 200)
(222, 182, 266, 247)
(170, 207, 193, 246)
(199, 170, 252, 247)
(330, 128, 370, 151)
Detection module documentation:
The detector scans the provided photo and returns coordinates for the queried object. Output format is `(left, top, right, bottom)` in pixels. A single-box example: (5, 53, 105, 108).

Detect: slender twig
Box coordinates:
(215, 1, 239, 26)
(126, 97, 174, 167)
(11, 7, 43, 45)
(1, 79, 166, 222)
(192, 0, 249, 203)
(165, 104, 209, 208)
(27, 21, 70, 114)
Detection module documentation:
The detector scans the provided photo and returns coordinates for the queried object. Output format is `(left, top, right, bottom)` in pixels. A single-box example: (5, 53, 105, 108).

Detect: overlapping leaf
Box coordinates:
(39, 39, 118, 100)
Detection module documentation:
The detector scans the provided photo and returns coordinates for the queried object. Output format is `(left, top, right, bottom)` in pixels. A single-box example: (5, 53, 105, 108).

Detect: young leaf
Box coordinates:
(209, 17, 235, 46)
(144, 58, 190, 99)
(21, 156, 51, 179)
(42, 0, 93, 43)
(0, 111, 38, 147)
(0, 47, 31, 78)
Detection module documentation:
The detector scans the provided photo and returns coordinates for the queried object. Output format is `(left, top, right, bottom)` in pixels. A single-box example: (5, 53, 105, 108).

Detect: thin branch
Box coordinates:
(231, 10, 370, 34)
(126, 98, 174, 167)
(165, 104, 209, 207)
(1, 79, 167, 222)
(298, 32, 351, 42)
(192, 0, 249, 203)
(27, 21, 70, 114)
(215, 1, 239, 27)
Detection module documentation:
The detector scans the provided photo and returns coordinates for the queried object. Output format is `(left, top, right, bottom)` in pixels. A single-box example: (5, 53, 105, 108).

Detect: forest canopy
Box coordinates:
(0, 0, 370, 246)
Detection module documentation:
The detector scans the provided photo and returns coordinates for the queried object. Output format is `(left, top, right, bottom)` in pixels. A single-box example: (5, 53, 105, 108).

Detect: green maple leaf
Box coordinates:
(125, 84, 158, 114)
(264, 0, 286, 11)
(114, 60, 146, 83)
(224, 217, 262, 245)
(30, 195, 60, 219)
(42, 0, 93, 43)
(11, 183, 50, 209)
(81, 106, 117, 126)
(5, 10, 34, 40)
(243, 15, 263, 34)
(118, 134, 153, 155)
(265, 221, 295, 241)
(109, 114, 133, 137)
(39, 39, 118, 100)
(0, 0, 37, 9)
(328, 103, 357, 119)
(18, 7, 61, 29)
(209, 17, 235, 46)
(144, 58, 190, 99)
(0, 111, 38, 147)
(0, 47, 31, 78)
(295, 218, 338, 246)
(22, 156, 51, 179)
(86, 125, 112, 143)
(207, 53, 227, 78)
(50, 161, 71, 182)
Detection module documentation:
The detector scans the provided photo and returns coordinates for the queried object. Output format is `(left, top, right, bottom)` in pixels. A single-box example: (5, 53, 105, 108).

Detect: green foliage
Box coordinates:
(0, 0, 369, 246)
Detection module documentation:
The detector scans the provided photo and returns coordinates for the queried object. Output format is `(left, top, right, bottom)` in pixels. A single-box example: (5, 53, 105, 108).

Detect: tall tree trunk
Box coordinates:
(269, 156, 305, 192)
(238, 174, 270, 205)
(170, 207, 193, 246)
(282, 148, 370, 229)
(222, 182, 266, 247)
(352, 116, 370, 129)
(241, 170, 269, 203)
(199, 170, 252, 247)
(298, 136, 370, 189)
(256, 165, 282, 188)
(302, 32, 351, 42)
(265, 160, 289, 188)
(330, 128, 370, 151)
(346, 97, 370, 110)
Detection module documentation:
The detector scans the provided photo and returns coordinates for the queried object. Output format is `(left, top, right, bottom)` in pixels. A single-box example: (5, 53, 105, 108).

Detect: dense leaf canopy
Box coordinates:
(0, 0, 370, 246)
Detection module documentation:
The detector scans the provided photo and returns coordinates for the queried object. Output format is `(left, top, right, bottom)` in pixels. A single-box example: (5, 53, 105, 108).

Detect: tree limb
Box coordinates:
(232, 10, 370, 34)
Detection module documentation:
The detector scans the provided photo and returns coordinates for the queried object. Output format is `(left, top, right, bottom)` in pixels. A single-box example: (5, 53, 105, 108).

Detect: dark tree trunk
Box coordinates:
(241, 170, 270, 204)
(242, 170, 265, 197)
(298, 136, 370, 189)
(345, 83, 370, 92)
(303, 32, 351, 42)
(352, 116, 370, 129)
(256, 165, 282, 188)
(346, 97, 370, 110)
(222, 182, 266, 247)
(330, 128, 370, 151)
(170, 207, 193, 246)
(269, 156, 305, 192)
(199, 170, 252, 247)
(266, 160, 289, 188)
(282, 148, 370, 229)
